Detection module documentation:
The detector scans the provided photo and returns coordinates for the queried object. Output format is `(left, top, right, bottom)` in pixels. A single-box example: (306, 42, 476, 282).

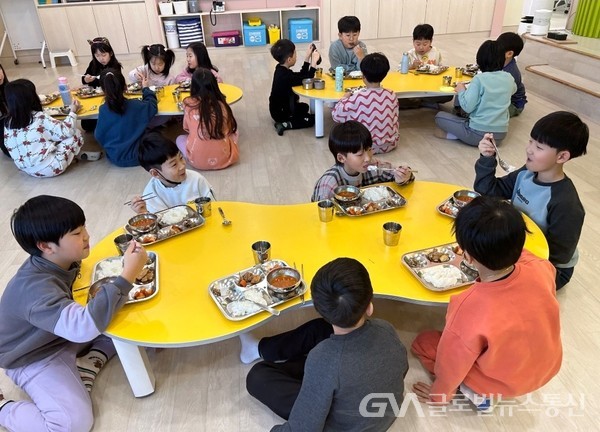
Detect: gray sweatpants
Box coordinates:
(435, 111, 506, 147)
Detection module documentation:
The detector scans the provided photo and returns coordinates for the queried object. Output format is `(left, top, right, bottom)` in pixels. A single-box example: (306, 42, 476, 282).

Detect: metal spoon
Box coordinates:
(218, 207, 232, 226)
(490, 137, 517, 173)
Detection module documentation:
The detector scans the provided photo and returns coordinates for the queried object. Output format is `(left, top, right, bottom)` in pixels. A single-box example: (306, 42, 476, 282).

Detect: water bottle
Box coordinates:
(57, 77, 72, 106)
(335, 66, 344, 92)
(400, 53, 410, 74)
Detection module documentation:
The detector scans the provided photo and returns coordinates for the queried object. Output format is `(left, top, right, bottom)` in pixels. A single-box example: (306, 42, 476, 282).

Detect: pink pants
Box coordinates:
(411, 330, 443, 375)
(0, 336, 115, 432)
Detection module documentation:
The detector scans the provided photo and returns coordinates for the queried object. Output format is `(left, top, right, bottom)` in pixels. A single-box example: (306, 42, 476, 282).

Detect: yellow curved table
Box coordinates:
(293, 68, 467, 137)
(74, 181, 548, 397)
(47, 83, 243, 119)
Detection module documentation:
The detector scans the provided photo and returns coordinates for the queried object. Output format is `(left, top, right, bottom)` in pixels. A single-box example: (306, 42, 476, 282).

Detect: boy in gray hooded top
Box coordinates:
(0, 195, 147, 431)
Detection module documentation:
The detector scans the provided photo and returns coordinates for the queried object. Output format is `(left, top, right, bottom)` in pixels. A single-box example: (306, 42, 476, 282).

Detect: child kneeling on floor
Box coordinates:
(242, 257, 409, 431)
(412, 196, 562, 412)
(269, 39, 321, 136)
(0, 195, 148, 431)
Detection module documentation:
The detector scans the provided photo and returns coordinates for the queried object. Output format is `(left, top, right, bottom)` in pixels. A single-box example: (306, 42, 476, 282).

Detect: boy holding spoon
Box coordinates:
(473, 111, 589, 289)
(311, 121, 414, 202)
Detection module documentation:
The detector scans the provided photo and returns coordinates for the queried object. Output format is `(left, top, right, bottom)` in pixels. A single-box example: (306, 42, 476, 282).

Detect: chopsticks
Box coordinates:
(123, 193, 157, 206)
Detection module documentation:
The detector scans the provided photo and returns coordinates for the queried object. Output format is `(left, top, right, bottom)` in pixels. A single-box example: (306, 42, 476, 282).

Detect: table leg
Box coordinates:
(112, 338, 156, 397)
(314, 100, 324, 138)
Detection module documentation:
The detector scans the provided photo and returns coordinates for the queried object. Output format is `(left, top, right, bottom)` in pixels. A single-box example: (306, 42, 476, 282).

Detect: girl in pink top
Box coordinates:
(176, 68, 239, 170)
(174, 42, 222, 84)
(128, 44, 176, 87)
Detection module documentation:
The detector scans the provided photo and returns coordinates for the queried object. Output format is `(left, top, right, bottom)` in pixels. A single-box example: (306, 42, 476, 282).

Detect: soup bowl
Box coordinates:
(266, 267, 302, 299)
(128, 213, 158, 234)
(452, 190, 480, 208)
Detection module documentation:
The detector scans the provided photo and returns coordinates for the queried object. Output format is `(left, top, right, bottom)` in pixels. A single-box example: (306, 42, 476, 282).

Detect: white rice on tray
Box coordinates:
(160, 207, 188, 225)
(419, 265, 464, 289)
(362, 186, 390, 202)
(95, 259, 123, 279)
(227, 300, 260, 317)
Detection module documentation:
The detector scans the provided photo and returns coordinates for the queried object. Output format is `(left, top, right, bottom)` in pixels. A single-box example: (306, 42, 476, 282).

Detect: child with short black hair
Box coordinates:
(496, 32, 527, 117)
(94, 69, 158, 167)
(412, 196, 562, 411)
(131, 131, 214, 214)
(329, 16, 367, 72)
(175, 42, 222, 84)
(311, 121, 413, 202)
(3, 79, 84, 177)
(243, 257, 408, 430)
(474, 111, 589, 289)
(434, 40, 516, 146)
(407, 23, 443, 70)
(0, 195, 147, 431)
(129, 43, 176, 87)
(332, 52, 399, 154)
(269, 38, 320, 136)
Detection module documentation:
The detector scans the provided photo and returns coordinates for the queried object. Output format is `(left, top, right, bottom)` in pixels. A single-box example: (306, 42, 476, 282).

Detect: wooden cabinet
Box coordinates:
(35, 0, 152, 55)
(328, 0, 496, 42)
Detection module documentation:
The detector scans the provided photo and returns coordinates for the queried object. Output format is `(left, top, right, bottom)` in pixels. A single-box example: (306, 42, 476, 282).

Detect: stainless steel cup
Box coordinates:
(318, 199, 334, 222)
(194, 197, 212, 217)
(382, 222, 402, 246)
(455, 68, 463, 78)
(252, 241, 271, 264)
(442, 75, 452, 87)
(114, 233, 134, 255)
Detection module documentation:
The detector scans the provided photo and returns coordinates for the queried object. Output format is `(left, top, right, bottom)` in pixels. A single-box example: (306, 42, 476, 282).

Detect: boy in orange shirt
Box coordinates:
(411, 196, 562, 411)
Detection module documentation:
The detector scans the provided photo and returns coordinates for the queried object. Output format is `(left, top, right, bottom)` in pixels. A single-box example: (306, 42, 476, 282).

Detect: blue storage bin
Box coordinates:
(243, 23, 267, 46)
(288, 18, 313, 43)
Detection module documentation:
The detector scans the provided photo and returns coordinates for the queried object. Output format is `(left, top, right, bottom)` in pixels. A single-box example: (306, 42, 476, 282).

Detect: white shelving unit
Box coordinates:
(158, 7, 319, 49)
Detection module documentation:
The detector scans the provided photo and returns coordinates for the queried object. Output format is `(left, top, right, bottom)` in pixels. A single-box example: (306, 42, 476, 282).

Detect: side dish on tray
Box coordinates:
(437, 190, 480, 218)
(402, 242, 478, 291)
(39, 93, 60, 106)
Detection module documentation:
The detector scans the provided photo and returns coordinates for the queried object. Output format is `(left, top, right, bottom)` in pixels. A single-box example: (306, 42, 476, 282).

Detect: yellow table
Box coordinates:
(47, 83, 243, 119)
(74, 181, 548, 397)
(293, 68, 466, 137)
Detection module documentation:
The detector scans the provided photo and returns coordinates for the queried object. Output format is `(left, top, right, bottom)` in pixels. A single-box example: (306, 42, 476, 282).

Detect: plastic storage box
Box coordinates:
(288, 18, 313, 43)
(243, 23, 267, 46)
(212, 30, 242, 47)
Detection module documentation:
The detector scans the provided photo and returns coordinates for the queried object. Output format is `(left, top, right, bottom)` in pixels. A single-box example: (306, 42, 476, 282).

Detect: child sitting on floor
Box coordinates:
(243, 257, 408, 431)
(131, 131, 215, 214)
(94, 69, 157, 167)
(332, 52, 399, 154)
(407, 23, 443, 70)
(474, 111, 589, 289)
(269, 38, 320, 136)
(328, 16, 367, 72)
(176, 68, 239, 170)
(0, 195, 147, 431)
(434, 40, 516, 147)
(128, 43, 176, 87)
(412, 196, 562, 412)
(3, 79, 84, 177)
(175, 42, 222, 84)
(496, 32, 527, 117)
(311, 121, 414, 202)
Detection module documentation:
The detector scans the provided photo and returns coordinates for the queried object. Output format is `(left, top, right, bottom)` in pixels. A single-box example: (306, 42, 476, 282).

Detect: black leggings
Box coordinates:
(246, 318, 333, 419)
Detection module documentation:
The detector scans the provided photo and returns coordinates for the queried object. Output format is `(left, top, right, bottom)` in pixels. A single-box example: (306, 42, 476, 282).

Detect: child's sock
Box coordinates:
(239, 332, 261, 364)
(446, 132, 458, 140)
(274, 122, 286, 136)
(77, 349, 109, 392)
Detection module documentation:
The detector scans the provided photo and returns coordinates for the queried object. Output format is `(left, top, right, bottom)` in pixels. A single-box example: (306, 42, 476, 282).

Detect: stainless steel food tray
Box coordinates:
(415, 65, 449, 75)
(90, 252, 159, 304)
(39, 93, 60, 106)
(74, 87, 104, 98)
(209, 259, 307, 321)
(333, 185, 407, 217)
(124, 205, 204, 245)
(402, 242, 478, 292)
(437, 195, 459, 218)
(43, 106, 70, 116)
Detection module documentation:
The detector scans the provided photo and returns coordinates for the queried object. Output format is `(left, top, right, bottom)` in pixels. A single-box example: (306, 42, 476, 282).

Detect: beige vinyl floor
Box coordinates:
(0, 31, 599, 431)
